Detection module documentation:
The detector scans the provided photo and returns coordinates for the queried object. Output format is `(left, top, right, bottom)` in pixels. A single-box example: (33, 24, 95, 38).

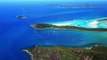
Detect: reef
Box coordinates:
(24, 45, 107, 60)
(31, 23, 107, 31)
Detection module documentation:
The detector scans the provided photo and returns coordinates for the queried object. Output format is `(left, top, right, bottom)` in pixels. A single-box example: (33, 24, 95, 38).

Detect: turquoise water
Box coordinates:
(0, 1, 107, 60)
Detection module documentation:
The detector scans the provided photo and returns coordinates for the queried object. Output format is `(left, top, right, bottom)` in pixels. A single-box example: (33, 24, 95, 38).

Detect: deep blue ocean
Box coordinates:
(0, 1, 107, 60)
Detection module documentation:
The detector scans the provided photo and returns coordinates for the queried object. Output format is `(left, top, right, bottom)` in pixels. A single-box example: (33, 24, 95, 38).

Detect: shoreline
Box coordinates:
(24, 45, 107, 60)
(31, 23, 107, 32)
(23, 49, 34, 60)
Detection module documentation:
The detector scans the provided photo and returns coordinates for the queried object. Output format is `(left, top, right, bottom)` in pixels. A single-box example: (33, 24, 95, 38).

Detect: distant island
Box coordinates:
(16, 16, 26, 19)
(54, 4, 105, 8)
(24, 45, 107, 60)
(31, 23, 107, 31)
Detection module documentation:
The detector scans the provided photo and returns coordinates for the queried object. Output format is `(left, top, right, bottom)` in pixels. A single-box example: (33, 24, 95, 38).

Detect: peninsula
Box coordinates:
(31, 23, 107, 31)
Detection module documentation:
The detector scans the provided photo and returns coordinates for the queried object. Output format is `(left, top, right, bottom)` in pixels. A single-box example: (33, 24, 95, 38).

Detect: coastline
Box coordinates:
(23, 45, 107, 60)
(31, 23, 107, 32)
(23, 49, 34, 60)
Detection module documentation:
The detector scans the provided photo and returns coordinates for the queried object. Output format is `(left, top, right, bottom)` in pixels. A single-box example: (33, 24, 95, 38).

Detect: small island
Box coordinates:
(24, 45, 107, 60)
(31, 23, 107, 31)
(16, 16, 26, 19)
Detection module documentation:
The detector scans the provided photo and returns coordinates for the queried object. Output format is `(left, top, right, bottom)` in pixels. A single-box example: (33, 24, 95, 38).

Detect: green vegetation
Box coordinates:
(25, 45, 107, 60)
(32, 23, 107, 31)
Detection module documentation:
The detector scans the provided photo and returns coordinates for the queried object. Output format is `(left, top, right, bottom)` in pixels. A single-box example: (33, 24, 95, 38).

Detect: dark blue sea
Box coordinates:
(0, 1, 107, 60)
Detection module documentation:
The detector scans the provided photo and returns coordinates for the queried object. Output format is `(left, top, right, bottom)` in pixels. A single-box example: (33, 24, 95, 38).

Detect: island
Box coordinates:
(31, 23, 107, 31)
(97, 18, 107, 21)
(24, 45, 107, 60)
(54, 4, 104, 8)
(16, 16, 26, 19)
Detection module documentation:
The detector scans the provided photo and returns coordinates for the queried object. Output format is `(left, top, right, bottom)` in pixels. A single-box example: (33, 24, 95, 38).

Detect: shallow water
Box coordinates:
(0, 1, 107, 60)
